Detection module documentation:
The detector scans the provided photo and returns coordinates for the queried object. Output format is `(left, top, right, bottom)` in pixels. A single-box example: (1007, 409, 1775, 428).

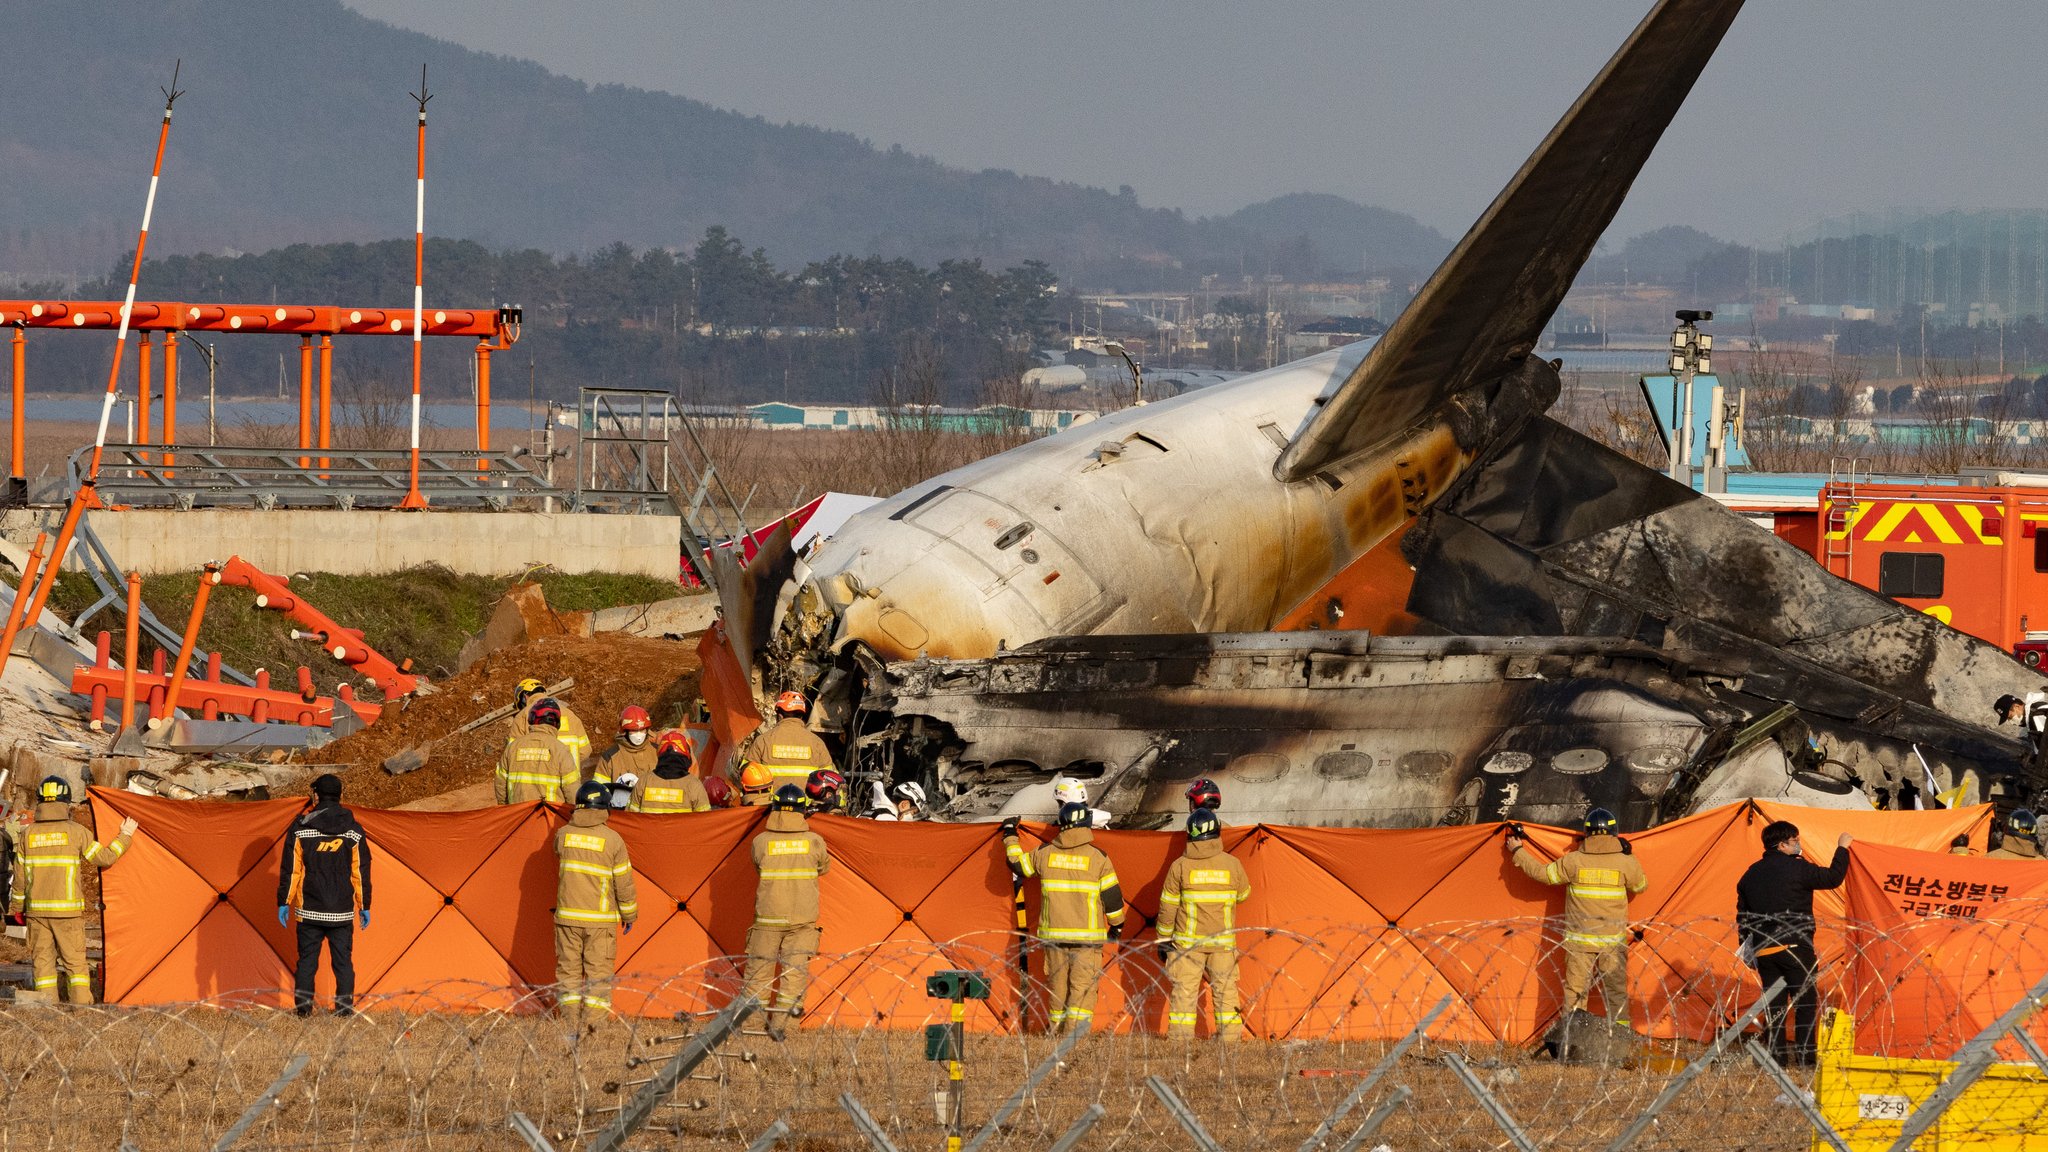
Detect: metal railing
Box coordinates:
(66, 443, 566, 510)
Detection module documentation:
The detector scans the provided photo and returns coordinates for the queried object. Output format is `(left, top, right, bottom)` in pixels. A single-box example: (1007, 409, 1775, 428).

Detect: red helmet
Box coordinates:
(1185, 778, 1222, 810)
(528, 698, 562, 728)
(774, 690, 808, 716)
(619, 705, 652, 732)
(703, 774, 735, 807)
(806, 768, 845, 804)
(657, 729, 692, 758)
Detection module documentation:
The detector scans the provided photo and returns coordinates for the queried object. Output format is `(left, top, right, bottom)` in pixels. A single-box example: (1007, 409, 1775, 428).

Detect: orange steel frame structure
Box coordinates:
(0, 299, 519, 490)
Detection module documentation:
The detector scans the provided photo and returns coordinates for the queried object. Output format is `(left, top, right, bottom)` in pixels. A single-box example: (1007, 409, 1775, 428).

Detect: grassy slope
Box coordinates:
(34, 566, 679, 688)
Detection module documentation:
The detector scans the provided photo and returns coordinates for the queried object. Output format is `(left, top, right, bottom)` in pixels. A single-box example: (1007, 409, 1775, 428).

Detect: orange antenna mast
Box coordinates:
(398, 63, 431, 510)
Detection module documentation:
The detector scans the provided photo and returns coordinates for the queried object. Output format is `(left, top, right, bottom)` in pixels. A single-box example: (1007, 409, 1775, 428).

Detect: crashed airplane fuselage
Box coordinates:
(714, 0, 2041, 829)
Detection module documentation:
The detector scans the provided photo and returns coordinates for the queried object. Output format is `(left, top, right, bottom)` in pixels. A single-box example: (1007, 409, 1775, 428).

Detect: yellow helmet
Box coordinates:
(515, 678, 545, 705)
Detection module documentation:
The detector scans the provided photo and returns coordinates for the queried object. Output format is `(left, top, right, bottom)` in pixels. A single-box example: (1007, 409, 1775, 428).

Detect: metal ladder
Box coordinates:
(1822, 456, 1870, 580)
(667, 409, 756, 594)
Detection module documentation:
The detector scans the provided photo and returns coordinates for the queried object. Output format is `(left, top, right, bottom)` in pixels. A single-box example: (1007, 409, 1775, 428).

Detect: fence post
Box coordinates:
(1884, 970, 2048, 1152)
(1047, 1103, 1106, 1152)
(209, 1053, 310, 1152)
(962, 1025, 1088, 1152)
(1335, 1084, 1412, 1152)
(1442, 1054, 1539, 1152)
(1296, 994, 1450, 1152)
(1602, 977, 1787, 1152)
(1145, 1076, 1226, 1152)
(586, 994, 757, 1152)
(507, 1113, 557, 1152)
(745, 1119, 791, 1152)
(1743, 1040, 1852, 1152)
(839, 1093, 903, 1152)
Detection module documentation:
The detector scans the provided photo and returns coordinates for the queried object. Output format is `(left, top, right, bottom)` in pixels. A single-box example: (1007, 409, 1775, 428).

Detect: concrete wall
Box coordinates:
(0, 508, 682, 579)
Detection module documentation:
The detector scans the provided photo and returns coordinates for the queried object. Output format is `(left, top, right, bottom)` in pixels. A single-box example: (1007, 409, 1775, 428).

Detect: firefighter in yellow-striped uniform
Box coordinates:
(626, 731, 714, 813)
(1003, 803, 1127, 1034)
(745, 784, 831, 1038)
(1158, 808, 1251, 1039)
(552, 780, 638, 1014)
(7, 778, 136, 1004)
(497, 698, 581, 805)
(1507, 808, 1648, 1025)
(735, 691, 834, 794)
(509, 677, 592, 768)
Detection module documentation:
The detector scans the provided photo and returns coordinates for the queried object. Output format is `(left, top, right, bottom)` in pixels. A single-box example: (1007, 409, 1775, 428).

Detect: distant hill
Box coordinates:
(1215, 194, 1451, 280)
(0, 1, 1454, 289)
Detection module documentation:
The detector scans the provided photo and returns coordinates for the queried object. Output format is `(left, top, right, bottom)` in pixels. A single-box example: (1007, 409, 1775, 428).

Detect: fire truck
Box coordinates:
(1771, 474, 2048, 670)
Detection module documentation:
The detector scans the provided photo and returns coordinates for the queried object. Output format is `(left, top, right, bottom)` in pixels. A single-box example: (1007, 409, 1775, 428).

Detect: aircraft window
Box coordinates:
(1394, 751, 1451, 779)
(994, 523, 1032, 550)
(1551, 748, 1609, 775)
(1877, 552, 1944, 599)
(1313, 751, 1376, 781)
(1229, 753, 1289, 783)
(1481, 751, 1532, 775)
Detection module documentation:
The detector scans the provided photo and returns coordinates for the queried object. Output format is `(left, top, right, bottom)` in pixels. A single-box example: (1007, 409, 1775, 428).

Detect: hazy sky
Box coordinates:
(339, 1, 2048, 247)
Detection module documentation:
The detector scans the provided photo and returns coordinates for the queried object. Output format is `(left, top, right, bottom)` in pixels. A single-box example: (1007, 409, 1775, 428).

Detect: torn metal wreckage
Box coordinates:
(706, 0, 2042, 830)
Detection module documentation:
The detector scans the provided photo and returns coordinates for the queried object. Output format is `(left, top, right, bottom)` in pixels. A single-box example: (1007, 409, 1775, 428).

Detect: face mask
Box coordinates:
(625, 730, 649, 747)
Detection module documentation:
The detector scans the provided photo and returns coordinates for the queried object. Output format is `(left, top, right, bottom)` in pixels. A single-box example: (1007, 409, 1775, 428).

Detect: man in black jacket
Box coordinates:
(1736, 820, 1851, 1066)
(277, 774, 372, 1017)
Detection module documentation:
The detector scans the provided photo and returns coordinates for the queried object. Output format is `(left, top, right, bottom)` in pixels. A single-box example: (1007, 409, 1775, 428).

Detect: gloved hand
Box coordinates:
(999, 816, 1020, 838)
(359, 910, 370, 930)
(119, 817, 139, 836)
(277, 907, 289, 927)
(621, 921, 634, 935)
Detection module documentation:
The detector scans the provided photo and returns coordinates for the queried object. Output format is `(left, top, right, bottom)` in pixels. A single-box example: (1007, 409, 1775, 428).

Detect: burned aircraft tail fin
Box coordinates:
(1276, 0, 1746, 483)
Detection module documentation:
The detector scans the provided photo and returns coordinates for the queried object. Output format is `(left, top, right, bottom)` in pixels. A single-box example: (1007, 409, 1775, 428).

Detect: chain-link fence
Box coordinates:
(5, 917, 2048, 1150)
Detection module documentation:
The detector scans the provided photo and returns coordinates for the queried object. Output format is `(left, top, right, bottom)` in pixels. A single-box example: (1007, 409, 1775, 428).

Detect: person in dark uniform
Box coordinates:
(1736, 820, 1850, 1066)
(277, 774, 372, 1017)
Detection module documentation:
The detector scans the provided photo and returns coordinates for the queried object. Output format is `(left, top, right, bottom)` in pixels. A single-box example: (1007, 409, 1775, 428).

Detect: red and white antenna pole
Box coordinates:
(86, 61, 184, 490)
(398, 64, 431, 510)
(3, 63, 184, 681)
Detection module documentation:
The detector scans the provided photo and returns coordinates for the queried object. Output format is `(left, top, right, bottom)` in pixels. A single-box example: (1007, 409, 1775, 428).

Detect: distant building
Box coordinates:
(741, 402, 1095, 433)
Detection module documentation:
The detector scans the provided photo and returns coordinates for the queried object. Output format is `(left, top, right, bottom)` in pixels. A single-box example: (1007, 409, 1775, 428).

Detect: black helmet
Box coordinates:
(773, 784, 808, 812)
(1584, 808, 1619, 836)
(1186, 808, 1220, 842)
(574, 780, 610, 809)
(2011, 809, 2039, 837)
(37, 776, 71, 804)
(1996, 693, 2023, 721)
(1057, 802, 1091, 830)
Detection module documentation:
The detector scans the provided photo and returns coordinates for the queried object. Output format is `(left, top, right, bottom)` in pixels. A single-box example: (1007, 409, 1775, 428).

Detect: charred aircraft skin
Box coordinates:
(852, 633, 2021, 832)
(729, 0, 2046, 829)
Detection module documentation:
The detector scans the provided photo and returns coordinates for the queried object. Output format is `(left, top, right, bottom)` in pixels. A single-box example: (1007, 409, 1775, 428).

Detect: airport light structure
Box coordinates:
(1668, 309, 1712, 488)
(1076, 337, 1146, 405)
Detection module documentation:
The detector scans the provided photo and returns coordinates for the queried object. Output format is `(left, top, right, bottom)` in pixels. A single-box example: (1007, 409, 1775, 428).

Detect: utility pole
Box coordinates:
(1669, 309, 1714, 491)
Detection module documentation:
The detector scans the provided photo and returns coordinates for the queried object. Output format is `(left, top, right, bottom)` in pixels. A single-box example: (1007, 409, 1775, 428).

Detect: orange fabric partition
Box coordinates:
(1841, 842, 2048, 1059)
(90, 789, 2003, 1046)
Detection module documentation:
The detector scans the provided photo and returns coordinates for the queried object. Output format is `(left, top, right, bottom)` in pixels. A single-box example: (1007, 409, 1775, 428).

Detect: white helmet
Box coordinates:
(1052, 776, 1089, 805)
(892, 781, 927, 807)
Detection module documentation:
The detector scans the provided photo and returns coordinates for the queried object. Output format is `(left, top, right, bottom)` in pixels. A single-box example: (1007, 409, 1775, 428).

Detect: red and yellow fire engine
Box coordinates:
(1773, 480, 2048, 668)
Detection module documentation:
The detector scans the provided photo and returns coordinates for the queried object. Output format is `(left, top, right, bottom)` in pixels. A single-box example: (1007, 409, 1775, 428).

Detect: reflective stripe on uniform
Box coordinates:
(1565, 931, 1626, 948)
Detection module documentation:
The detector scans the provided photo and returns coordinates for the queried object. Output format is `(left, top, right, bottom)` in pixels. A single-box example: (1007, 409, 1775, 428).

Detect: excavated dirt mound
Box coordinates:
(309, 632, 702, 809)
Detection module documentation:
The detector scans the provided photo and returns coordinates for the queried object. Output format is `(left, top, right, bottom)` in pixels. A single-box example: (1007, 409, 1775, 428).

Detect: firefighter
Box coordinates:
(738, 761, 777, 807)
(1507, 808, 1648, 1027)
(1002, 802, 1127, 1034)
(744, 784, 831, 1039)
(1988, 809, 2042, 860)
(594, 705, 657, 785)
(1185, 778, 1222, 815)
(1159, 808, 1251, 1039)
(7, 777, 136, 1004)
(735, 691, 834, 793)
(628, 731, 713, 813)
(496, 698, 581, 804)
(805, 768, 846, 814)
(1051, 775, 1110, 829)
(276, 773, 371, 1017)
(553, 780, 638, 1015)
(509, 677, 592, 768)
(865, 781, 928, 821)
(1737, 821, 1852, 1066)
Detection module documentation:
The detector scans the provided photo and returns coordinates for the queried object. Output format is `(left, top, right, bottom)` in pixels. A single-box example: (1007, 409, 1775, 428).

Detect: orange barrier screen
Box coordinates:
(91, 790, 2001, 1043)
